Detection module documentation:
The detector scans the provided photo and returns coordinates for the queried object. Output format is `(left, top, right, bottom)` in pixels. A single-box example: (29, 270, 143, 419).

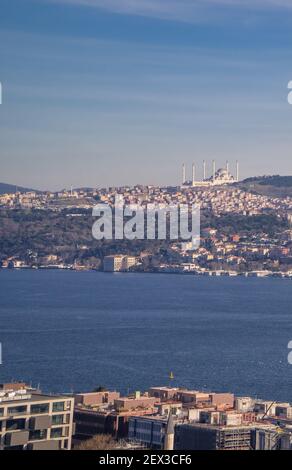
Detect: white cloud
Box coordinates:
(49, 0, 207, 23)
(50, 0, 292, 23)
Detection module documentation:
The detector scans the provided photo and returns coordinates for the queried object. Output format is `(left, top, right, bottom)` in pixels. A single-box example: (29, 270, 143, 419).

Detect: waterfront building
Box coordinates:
(103, 255, 126, 272)
(74, 391, 159, 442)
(175, 423, 252, 450)
(103, 255, 137, 272)
(251, 425, 292, 450)
(128, 413, 177, 450)
(75, 391, 120, 408)
(0, 383, 74, 450)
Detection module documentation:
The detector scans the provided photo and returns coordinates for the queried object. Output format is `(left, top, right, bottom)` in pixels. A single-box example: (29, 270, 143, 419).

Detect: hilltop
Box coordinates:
(238, 175, 292, 198)
(0, 182, 38, 195)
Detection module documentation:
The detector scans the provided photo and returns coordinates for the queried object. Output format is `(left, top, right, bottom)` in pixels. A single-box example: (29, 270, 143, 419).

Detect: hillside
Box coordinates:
(0, 182, 38, 195)
(239, 175, 292, 198)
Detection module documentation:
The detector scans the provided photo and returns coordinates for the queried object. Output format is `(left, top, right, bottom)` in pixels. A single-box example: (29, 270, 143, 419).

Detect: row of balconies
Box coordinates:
(0, 419, 71, 448)
(2, 430, 62, 449)
(0, 413, 70, 432)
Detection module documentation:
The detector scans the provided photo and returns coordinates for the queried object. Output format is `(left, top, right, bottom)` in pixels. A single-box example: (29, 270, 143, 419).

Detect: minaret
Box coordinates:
(164, 413, 175, 451)
(226, 160, 229, 174)
(182, 164, 186, 185)
(236, 161, 239, 182)
(203, 160, 206, 181)
(212, 160, 216, 182)
(192, 163, 195, 186)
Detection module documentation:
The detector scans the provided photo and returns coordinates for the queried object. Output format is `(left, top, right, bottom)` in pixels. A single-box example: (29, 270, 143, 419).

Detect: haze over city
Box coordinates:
(1, 0, 292, 190)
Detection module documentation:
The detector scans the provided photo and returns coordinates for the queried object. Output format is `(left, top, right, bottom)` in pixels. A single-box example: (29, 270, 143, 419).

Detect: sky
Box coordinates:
(0, 0, 292, 190)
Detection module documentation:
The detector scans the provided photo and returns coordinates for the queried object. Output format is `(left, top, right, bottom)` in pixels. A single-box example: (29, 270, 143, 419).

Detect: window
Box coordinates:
(50, 427, 63, 438)
(31, 403, 49, 414)
(8, 405, 27, 415)
(29, 429, 48, 441)
(52, 414, 64, 425)
(52, 402, 65, 412)
(6, 418, 26, 431)
(63, 439, 69, 449)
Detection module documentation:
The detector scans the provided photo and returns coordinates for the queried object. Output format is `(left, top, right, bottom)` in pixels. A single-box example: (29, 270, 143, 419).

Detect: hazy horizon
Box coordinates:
(1, 170, 292, 192)
(1, 0, 292, 190)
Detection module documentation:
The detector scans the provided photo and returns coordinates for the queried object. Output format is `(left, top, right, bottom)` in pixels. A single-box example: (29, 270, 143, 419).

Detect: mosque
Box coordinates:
(181, 160, 239, 188)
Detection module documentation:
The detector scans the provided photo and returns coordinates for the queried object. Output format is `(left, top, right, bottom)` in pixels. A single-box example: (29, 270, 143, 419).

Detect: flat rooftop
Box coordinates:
(179, 422, 256, 431)
(0, 391, 71, 405)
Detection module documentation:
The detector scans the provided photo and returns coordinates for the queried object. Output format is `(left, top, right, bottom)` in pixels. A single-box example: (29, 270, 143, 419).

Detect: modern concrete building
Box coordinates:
(74, 408, 119, 441)
(0, 385, 74, 450)
(148, 387, 179, 401)
(103, 255, 126, 272)
(128, 415, 169, 449)
(254, 400, 277, 417)
(251, 425, 292, 450)
(128, 414, 177, 450)
(149, 387, 234, 410)
(275, 404, 292, 420)
(235, 397, 255, 413)
(114, 393, 157, 412)
(103, 255, 137, 272)
(175, 423, 253, 450)
(74, 391, 159, 442)
(75, 391, 120, 407)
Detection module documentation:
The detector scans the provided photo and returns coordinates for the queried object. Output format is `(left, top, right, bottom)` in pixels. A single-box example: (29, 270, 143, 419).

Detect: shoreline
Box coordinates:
(0, 266, 291, 279)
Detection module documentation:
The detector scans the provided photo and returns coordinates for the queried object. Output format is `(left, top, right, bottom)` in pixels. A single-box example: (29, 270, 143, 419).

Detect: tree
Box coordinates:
(75, 434, 119, 450)
(92, 386, 107, 392)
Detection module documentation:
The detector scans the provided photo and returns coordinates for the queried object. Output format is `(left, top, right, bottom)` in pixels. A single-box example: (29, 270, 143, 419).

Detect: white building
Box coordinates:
(181, 161, 239, 188)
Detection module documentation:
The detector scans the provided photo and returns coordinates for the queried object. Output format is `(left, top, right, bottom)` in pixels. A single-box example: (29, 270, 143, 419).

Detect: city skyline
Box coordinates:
(1, 0, 292, 190)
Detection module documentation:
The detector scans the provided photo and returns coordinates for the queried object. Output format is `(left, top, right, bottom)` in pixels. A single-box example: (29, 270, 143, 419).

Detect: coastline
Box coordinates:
(1, 265, 291, 279)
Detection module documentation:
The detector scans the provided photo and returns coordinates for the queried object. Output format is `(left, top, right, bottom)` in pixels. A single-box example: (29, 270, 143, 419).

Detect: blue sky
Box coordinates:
(0, 0, 292, 190)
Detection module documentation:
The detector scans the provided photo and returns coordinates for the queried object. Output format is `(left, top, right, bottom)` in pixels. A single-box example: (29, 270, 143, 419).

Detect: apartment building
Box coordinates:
(103, 255, 137, 272)
(75, 391, 120, 407)
(175, 423, 253, 450)
(0, 384, 74, 450)
(128, 415, 174, 450)
(74, 390, 159, 442)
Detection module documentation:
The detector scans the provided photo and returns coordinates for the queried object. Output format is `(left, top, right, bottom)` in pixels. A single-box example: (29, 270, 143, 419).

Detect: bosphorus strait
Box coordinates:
(1, 269, 292, 402)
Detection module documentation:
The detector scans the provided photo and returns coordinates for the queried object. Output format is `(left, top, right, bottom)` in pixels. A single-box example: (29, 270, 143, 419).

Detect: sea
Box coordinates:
(0, 269, 292, 402)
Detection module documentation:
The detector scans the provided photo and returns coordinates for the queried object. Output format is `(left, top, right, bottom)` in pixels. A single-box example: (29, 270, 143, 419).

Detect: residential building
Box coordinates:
(128, 413, 177, 450)
(75, 391, 120, 407)
(0, 384, 74, 450)
(103, 255, 126, 272)
(175, 423, 252, 450)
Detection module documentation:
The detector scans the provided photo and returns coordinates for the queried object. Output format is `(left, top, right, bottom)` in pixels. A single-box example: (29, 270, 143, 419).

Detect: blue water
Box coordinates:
(0, 270, 292, 402)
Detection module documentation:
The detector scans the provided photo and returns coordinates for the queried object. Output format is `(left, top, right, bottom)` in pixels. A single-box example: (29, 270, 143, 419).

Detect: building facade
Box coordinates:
(175, 423, 252, 450)
(103, 255, 137, 272)
(0, 385, 74, 450)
